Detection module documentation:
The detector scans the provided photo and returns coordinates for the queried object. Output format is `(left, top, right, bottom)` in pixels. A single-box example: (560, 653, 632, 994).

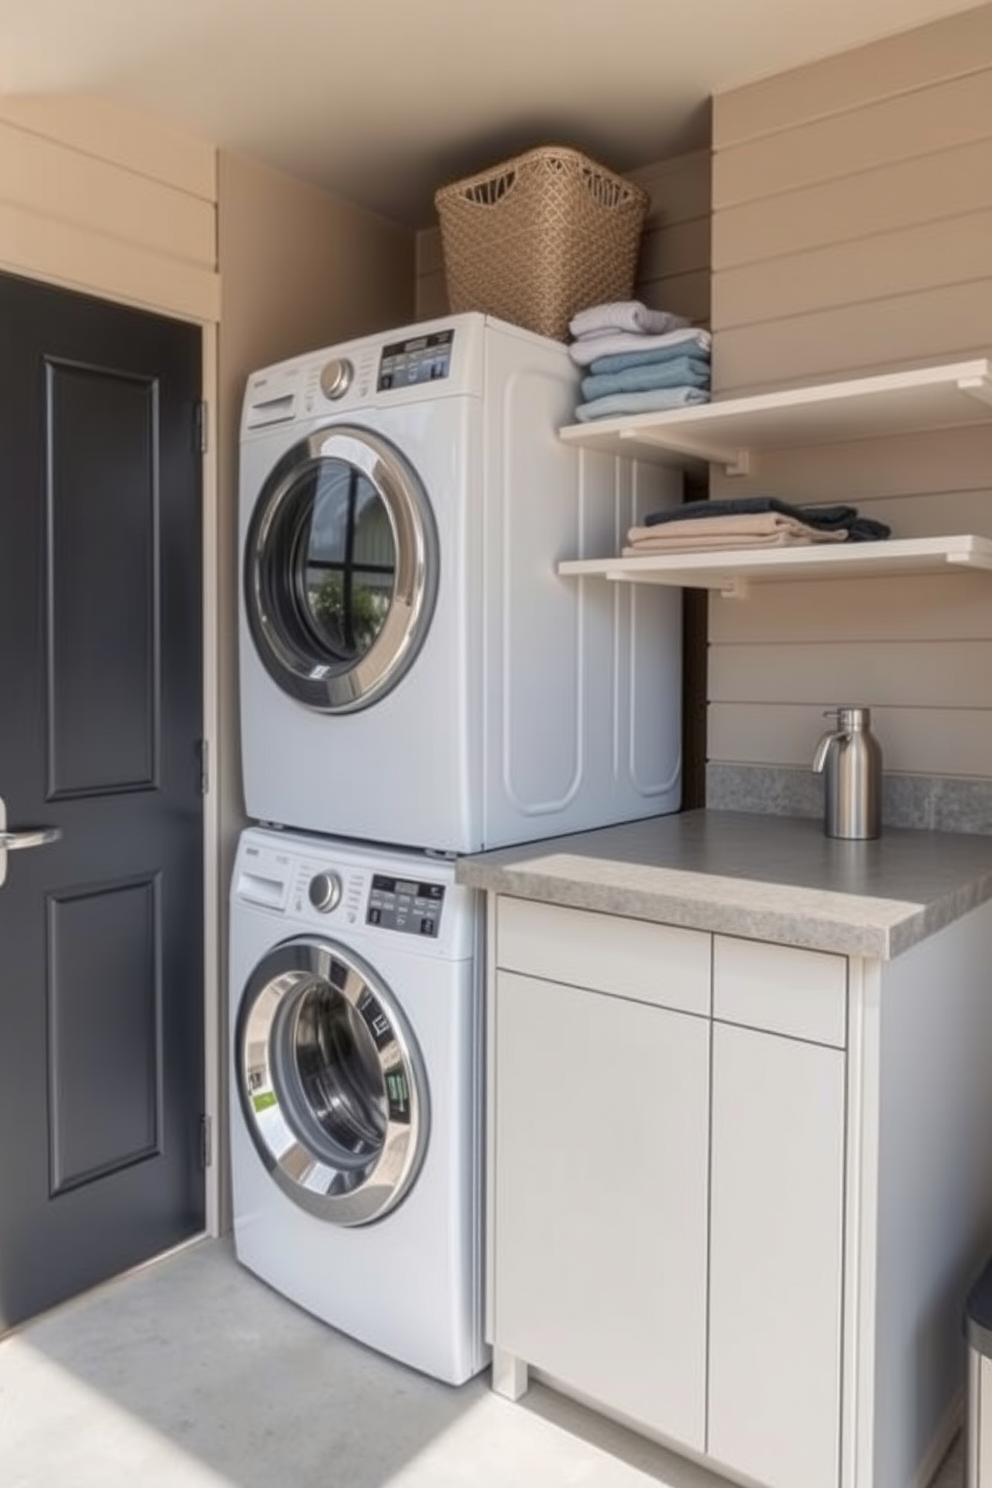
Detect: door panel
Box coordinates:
(0, 270, 205, 1331)
(47, 357, 159, 791)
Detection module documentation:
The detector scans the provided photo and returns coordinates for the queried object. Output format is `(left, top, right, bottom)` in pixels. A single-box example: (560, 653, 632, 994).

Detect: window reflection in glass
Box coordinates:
(302, 461, 395, 661)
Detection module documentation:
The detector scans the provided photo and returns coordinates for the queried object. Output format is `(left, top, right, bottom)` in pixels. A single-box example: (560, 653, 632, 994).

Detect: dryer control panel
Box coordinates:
(367, 873, 446, 937)
(377, 329, 454, 392)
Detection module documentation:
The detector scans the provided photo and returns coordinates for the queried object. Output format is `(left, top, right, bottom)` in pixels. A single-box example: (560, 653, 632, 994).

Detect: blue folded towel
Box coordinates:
(573, 387, 710, 422)
(588, 343, 712, 376)
(581, 355, 711, 402)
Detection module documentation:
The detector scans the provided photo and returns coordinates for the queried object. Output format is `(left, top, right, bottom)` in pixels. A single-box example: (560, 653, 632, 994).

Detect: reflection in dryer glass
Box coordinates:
(304, 461, 395, 661)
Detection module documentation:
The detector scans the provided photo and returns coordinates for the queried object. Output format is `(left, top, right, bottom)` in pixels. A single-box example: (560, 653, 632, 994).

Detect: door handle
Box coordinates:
(0, 827, 61, 850)
(0, 793, 61, 888)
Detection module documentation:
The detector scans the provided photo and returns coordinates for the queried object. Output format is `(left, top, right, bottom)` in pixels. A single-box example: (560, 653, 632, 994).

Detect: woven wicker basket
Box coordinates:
(434, 145, 650, 342)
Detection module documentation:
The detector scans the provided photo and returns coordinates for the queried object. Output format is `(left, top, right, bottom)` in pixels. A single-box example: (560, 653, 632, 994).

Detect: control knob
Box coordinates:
(308, 871, 343, 913)
(320, 358, 353, 400)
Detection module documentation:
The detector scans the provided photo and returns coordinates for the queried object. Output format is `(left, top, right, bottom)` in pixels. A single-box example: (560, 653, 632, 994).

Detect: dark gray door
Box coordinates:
(0, 271, 205, 1331)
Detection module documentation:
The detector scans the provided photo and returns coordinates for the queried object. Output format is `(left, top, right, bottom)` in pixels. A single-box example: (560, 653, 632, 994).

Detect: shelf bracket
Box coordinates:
(716, 577, 750, 600)
(956, 372, 992, 410)
(720, 449, 750, 478)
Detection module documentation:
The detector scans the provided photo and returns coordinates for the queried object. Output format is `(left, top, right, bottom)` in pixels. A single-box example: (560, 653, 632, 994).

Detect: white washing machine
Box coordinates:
(228, 825, 486, 1385)
(239, 311, 682, 854)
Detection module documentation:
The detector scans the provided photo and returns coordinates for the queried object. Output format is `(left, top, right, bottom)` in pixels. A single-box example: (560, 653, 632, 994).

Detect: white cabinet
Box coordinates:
(474, 860, 992, 1488)
(488, 900, 850, 1488)
(708, 936, 847, 1488)
(490, 897, 711, 1447)
(708, 1027, 845, 1488)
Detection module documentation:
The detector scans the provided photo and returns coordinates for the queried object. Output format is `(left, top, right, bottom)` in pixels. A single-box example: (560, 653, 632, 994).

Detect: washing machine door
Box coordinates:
(244, 425, 438, 713)
(235, 936, 429, 1226)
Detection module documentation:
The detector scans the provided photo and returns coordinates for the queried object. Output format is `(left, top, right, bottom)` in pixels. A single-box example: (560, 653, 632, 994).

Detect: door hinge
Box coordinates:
(194, 399, 209, 455)
(197, 738, 209, 795)
(200, 1114, 213, 1170)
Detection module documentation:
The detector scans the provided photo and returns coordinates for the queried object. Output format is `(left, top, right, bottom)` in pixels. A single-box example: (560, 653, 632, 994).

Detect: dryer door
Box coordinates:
(244, 426, 438, 713)
(235, 936, 429, 1226)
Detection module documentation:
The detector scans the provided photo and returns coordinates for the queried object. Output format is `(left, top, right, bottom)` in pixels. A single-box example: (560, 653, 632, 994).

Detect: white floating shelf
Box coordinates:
(559, 359, 992, 473)
(558, 534, 992, 600)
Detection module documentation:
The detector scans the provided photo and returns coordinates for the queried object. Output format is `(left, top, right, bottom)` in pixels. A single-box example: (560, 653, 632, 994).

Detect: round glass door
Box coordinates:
(236, 937, 429, 1226)
(244, 426, 438, 712)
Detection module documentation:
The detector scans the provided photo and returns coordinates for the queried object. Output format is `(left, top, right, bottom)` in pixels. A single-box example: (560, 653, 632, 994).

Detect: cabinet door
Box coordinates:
(709, 1022, 845, 1488)
(493, 969, 710, 1449)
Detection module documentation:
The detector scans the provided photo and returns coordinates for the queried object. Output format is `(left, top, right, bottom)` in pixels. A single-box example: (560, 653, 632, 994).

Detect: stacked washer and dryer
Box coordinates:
(229, 311, 683, 1384)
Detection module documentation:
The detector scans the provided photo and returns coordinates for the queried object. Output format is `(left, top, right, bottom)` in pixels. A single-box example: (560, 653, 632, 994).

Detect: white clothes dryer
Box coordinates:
(228, 824, 486, 1385)
(238, 312, 682, 854)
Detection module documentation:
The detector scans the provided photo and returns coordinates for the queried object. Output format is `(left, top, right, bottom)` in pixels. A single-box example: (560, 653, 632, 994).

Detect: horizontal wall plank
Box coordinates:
(714, 6, 992, 146)
(709, 639, 992, 707)
(630, 150, 713, 226)
(710, 425, 992, 503)
(0, 124, 215, 268)
(713, 209, 992, 329)
(713, 137, 992, 271)
(712, 280, 992, 393)
(0, 199, 220, 323)
(638, 216, 711, 281)
(708, 572, 992, 645)
(708, 702, 992, 776)
(634, 267, 711, 326)
(0, 94, 216, 201)
(713, 70, 992, 210)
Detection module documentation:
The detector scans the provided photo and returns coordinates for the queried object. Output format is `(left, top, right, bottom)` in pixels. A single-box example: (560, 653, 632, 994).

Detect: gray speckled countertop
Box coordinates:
(455, 810, 992, 959)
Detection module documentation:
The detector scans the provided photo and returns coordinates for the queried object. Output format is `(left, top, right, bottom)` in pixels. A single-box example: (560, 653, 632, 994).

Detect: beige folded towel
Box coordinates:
(623, 512, 849, 555)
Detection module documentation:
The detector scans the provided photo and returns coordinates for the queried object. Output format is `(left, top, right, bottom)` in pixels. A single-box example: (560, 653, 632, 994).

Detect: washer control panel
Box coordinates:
(236, 833, 458, 942)
(367, 873, 445, 937)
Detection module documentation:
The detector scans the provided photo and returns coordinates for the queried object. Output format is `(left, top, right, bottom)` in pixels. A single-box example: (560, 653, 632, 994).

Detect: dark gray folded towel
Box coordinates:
(644, 496, 891, 543)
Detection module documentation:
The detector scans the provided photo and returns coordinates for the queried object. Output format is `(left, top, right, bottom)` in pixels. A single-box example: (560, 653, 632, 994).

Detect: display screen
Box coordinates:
(367, 872, 445, 936)
(377, 330, 454, 392)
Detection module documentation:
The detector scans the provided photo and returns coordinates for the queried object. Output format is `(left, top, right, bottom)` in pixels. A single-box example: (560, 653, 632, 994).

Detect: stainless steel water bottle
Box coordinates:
(811, 706, 883, 840)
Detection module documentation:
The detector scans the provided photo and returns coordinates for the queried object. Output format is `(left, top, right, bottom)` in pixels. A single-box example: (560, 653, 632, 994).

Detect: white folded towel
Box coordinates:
(569, 301, 691, 339)
(569, 326, 712, 368)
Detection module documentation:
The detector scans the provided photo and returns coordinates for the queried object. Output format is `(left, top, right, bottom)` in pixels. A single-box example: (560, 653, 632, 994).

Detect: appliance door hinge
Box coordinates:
(194, 399, 209, 454)
(197, 738, 209, 795)
(200, 1114, 213, 1170)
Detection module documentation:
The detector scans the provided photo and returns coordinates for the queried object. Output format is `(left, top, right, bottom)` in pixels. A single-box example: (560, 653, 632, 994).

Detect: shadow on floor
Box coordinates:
(0, 1236, 490, 1488)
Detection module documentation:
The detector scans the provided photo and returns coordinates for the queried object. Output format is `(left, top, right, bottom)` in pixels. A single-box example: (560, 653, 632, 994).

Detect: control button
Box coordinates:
(308, 871, 343, 913)
(320, 358, 354, 400)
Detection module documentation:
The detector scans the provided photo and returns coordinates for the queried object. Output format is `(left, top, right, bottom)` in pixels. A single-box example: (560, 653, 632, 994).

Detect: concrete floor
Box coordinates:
(0, 1237, 965, 1488)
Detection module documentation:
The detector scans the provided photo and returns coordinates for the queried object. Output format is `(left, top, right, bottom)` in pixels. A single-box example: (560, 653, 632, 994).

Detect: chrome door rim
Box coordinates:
(235, 936, 429, 1226)
(244, 426, 439, 713)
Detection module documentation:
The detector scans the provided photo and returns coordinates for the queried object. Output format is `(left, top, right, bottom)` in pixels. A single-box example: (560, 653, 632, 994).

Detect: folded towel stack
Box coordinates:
(624, 496, 892, 556)
(567, 301, 712, 422)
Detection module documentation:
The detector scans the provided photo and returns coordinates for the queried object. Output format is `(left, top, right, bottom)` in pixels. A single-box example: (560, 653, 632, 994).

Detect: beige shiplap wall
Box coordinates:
(706, 3, 992, 792)
(415, 148, 712, 329)
(0, 94, 219, 321)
